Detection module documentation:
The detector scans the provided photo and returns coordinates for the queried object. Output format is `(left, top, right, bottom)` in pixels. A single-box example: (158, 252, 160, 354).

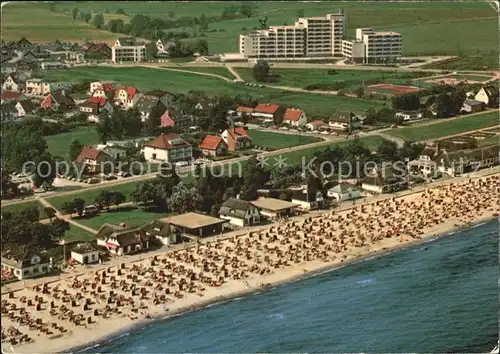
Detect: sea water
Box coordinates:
(80, 220, 499, 353)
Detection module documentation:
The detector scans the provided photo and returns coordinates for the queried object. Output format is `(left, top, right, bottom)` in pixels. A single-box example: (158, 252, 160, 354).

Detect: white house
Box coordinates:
(1, 73, 21, 92)
(283, 108, 307, 127)
(1, 249, 51, 280)
(143, 219, 181, 246)
(395, 111, 423, 121)
(142, 133, 193, 163)
(114, 86, 141, 110)
(219, 198, 261, 227)
(475, 86, 499, 107)
(329, 111, 361, 132)
(112, 37, 146, 63)
(25, 78, 51, 96)
(89, 81, 116, 96)
(306, 120, 326, 131)
(70, 243, 100, 264)
(327, 183, 361, 201)
(461, 99, 484, 114)
(291, 190, 325, 210)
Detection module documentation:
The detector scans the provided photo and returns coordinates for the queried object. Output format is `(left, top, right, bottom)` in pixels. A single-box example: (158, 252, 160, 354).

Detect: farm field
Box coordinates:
(46, 126, 100, 159)
(39, 67, 384, 117)
(424, 54, 499, 70)
(233, 68, 427, 89)
(247, 130, 321, 149)
(386, 111, 500, 142)
(76, 206, 169, 230)
(1, 3, 121, 43)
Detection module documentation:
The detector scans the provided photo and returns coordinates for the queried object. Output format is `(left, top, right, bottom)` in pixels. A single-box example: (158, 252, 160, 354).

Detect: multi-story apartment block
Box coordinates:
(240, 25, 305, 59)
(355, 28, 402, 62)
(111, 38, 146, 63)
(296, 11, 345, 57)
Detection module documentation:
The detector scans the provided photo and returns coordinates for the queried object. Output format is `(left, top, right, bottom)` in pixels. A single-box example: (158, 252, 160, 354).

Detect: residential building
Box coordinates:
(1, 101, 21, 122)
(461, 99, 484, 114)
(296, 11, 346, 57)
(13, 37, 33, 51)
(111, 38, 146, 63)
(143, 133, 193, 163)
(1, 248, 51, 280)
(159, 109, 175, 128)
(355, 28, 402, 63)
(341, 39, 365, 63)
(96, 223, 151, 256)
(362, 165, 408, 194)
(40, 91, 75, 111)
(1, 91, 26, 104)
(135, 95, 167, 122)
(79, 97, 113, 122)
(114, 86, 141, 110)
(291, 190, 325, 210)
(239, 25, 306, 59)
(48, 82, 73, 93)
(199, 135, 228, 157)
(251, 197, 300, 220)
(235, 106, 254, 119)
(15, 99, 35, 117)
(155, 39, 173, 56)
(1, 73, 22, 92)
(306, 120, 326, 131)
(90, 81, 116, 98)
(329, 110, 361, 133)
(143, 90, 176, 108)
(475, 86, 499, 108)
(70, 243, 100, 264)
(221, 127, 252, 152)
(327, 183, 361, 201)
(408, 144, 439, 177)
(219, 198, 261, 227)
(85, 42, 112, 59)
(143, 219, 181, 246)
(40, 61, 66, 70)
(283, 108, 307, 127)
(434, 144, 500, 177)
(74, 146, 114, 174)
(395, 111, 423, 121)
(26, 78, 51, 96)
(251, 103, 284, 122)
(1, 62, 16, 75)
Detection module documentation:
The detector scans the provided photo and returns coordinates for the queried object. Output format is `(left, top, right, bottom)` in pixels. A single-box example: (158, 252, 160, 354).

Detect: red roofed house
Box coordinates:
(252, 103, 285, 123)
(221, 127, 252, 152)
(90, 81, 116, 99)
(306, 120, 326, 131)
(283, 108, 307, 127)
(79, 97, 114, 122)
(143, 133, 193, 163)
(74, 146, 114, 174)
(159, 110, 175, 128)
(1, 91, 26, 104)
(114, 86, 141, 110)
(236, 106, 254, 118)
(200, 135, 228, 157)
(40, 91, 75, 112)
(85, 42, 112, 59)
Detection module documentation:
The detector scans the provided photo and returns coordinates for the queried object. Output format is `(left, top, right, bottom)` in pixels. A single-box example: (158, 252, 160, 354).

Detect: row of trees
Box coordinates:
(61, 190, 127, 216)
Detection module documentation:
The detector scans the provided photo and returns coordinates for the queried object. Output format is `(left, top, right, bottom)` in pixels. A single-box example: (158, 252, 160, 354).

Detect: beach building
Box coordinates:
(362, 165, 408, 194)
(218, 198, 261, 227)
(70, 243, 100, 265)
(327, 183, 361, 201)
(251, 198, 301, 220)
(96, 223, 151, 256)
(291, 190, 325, 210)
(143, 219, 182, 246)
(163, 212, 228, 238)
(1, 248, 51, 280)
(434, 144, 500, 177)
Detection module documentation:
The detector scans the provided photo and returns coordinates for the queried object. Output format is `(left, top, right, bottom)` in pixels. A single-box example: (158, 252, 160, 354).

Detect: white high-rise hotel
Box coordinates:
(239, 11, 401, 62)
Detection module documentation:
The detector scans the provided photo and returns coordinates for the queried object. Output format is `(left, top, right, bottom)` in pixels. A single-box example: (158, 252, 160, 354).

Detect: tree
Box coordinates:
(92, 13, 105, 29)
(44, 207, 57, 221)
(450, 89, 466, 115)
(95, 191, 113, 210)
(72, 198, 86, 216)
(116, 8, 126, 15)
(131, 182, 157, 209)
(252, 60, 270, 82)
(296, 9, 305, 17)
(240, 3, 254, 18)
(69, 139, 83, 161)
(198, 14, 209, 31)
(364, 108, 377, 125)
(61, 202, 75, 216)
(110, 191, 126, 209)
(49, 218, 70, 239)
(353, 86, 365, 98)
(239, 156, 267, 201)
(72, 8, 79, 20)
(194, 39, 209, 55)
(167, 182, 202, 213)
(435, 93, 453, 118)
(20, 207, 40, 223)
(376, 140, 399, 162)
(392, 94, 421, 111)
(32, 151, 56, 189)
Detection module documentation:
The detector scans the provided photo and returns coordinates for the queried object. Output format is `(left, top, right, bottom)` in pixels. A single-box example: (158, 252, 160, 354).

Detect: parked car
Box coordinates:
(120, 171, 131, 178)
(105, 175, 118, 181)
(88, 178, 100, 184)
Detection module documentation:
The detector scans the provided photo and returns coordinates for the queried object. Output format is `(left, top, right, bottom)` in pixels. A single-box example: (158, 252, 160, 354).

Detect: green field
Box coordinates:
(46, 126, 100, 159)
(40, 67, 384, 117)
(387, 111, 500, 142)
(1, 3, 121, 43)
(443, 74, 493, 82)
(63, 224, 95, 242)
(77, 206, 169, 230)
(1, 200, 47, 218)
(234, 67, 427, 88)
(424, 54, 499, 70)
(248, 130, 321, 149)
(175, 66, 235, 80)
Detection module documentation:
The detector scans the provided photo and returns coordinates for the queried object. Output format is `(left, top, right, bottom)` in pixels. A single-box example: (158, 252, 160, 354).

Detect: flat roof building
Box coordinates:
(356, 28, 402, 63)
(163, 212, 228, 237)
(111, 37, 146, 63)
(251, 198, 301, 220)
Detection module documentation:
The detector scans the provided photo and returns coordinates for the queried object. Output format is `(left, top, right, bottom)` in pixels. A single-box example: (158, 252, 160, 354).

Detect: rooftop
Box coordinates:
(162, 212, 227, 229)
(251, 198, 300, 212)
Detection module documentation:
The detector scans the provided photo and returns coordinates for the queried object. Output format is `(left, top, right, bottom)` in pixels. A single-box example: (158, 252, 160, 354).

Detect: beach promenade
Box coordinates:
(1, 168, 499, 354)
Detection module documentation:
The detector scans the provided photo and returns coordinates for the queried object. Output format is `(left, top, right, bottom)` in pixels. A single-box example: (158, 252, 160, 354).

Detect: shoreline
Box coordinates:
(64, 214, 497, 354)
(2, 172, 498, 354)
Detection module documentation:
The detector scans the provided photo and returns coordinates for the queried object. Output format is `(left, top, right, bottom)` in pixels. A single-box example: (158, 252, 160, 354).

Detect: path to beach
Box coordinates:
(1, 168, 499, 354)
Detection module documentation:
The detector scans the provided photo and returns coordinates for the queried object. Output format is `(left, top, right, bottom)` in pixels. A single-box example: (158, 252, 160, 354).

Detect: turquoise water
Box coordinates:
(81, 220, 499, 353)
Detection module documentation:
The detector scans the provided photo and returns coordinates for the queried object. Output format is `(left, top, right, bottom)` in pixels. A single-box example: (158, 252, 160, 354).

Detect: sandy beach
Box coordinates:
(1, 171, 499, 354)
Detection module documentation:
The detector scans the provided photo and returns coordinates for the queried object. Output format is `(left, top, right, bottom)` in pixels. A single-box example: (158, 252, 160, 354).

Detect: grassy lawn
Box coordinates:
(1, 200, 48, 218)
(1, 3, 121, 43)
(447, 74, 493, 82)
(40, 67, 385, 117)
(174, 66, 235, 80)
(424, 54, 499, 70)
(46, 126, 100, 160)
(234, 68, 428, 88)
(62, 224, 95, 242)
(76, 205, 169, 230)
(387, 111, 500, 142)
(248, 130, 321, 149)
